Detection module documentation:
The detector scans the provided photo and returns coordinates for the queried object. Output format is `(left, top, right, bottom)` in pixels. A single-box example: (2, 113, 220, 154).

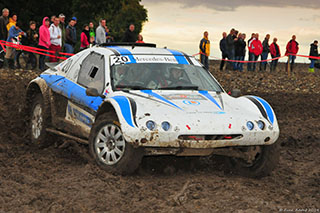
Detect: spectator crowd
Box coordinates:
(200, 28, 319, 73)
(0, 8, 145, 70)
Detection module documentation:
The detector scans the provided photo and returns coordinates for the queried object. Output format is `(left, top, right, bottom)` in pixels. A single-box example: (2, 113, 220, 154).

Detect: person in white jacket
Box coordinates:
(49, 17, 62, 62)
(95, 19, 106, 45)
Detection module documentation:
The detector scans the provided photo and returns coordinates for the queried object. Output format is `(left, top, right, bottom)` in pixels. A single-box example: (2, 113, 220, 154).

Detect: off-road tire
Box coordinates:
(227, 142, 280, 178)
(29, 93, 52, 147)
(89, 113, 143, 175)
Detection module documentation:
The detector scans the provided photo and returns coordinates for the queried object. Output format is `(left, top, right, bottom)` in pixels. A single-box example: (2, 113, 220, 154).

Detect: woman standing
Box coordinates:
(80, 24, 90, 50)
(38, 17, 51, 71)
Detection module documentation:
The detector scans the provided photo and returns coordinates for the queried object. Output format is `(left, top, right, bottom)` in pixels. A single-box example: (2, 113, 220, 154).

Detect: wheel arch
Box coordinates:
(95, 101, 118, 122)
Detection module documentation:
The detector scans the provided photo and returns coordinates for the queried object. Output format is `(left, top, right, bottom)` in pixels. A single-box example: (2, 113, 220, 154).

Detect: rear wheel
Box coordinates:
(89, 113, 143, 175)
(227, 142, 280, 178)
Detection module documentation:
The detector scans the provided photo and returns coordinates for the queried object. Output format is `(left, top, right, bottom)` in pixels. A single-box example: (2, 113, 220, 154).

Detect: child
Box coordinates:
(26, 21, 38, 69)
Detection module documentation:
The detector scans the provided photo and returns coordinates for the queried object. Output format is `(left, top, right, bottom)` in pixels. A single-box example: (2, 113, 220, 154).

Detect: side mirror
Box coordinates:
(86, 88, 105, 99)
(230, 88, 241, 97)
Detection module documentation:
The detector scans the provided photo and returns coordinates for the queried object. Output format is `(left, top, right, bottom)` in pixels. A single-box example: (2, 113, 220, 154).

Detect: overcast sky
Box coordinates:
(141, 0, 320, 63)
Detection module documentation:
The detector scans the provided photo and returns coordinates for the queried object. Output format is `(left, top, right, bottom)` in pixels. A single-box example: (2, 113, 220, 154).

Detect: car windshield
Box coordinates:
(110, 63, 223, 92)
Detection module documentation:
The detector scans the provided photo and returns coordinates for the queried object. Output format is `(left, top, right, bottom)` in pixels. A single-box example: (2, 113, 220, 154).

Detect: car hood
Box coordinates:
(108, 90, 277, 133)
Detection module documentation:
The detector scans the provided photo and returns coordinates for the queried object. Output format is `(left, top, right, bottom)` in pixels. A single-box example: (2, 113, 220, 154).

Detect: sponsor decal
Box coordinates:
(183, 100, 200, 106)
(162, 94, 206, 100)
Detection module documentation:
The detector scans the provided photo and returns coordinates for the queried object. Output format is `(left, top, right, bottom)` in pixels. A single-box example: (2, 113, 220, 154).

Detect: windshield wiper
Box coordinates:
(160, 86, 199, 90)
(115, 85, 151, 90)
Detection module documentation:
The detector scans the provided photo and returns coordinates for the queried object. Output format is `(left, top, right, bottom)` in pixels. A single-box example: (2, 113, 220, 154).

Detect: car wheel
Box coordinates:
(89, 113, 143, 175)
(227, 142, 280, 178)
(30, 93, 52, 146)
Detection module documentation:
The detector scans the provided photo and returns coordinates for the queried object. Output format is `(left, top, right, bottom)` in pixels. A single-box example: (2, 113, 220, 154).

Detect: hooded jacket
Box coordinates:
(270, 42, 281, 57)
(249, 38, 263, 56)
(49, 23, 62, 46)
(309, 43, 318, 58)
(38, 17, 51, 48)
(199, 36, 210, 56)
(6, 17, 16, 31)
(285, 40, 299, 55)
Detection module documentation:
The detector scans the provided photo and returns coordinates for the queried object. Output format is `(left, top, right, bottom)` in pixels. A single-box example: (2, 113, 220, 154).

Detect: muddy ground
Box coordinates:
(0, 62, 319, 212)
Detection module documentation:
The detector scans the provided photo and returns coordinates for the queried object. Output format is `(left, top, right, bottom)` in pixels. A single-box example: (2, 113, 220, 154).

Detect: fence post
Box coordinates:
(287, 55, 291, 77)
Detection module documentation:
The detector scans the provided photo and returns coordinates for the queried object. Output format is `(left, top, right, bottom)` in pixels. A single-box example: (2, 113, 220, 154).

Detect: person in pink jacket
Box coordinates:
(80, 24, 89, 50)
(38, 17, 51, 70)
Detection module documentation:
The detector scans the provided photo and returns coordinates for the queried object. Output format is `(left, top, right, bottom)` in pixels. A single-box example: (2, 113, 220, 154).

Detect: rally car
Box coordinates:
(26, 43, 280, 177)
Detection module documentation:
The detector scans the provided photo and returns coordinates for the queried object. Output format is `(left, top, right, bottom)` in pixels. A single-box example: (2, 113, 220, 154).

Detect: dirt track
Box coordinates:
(0, 62, 319, 212)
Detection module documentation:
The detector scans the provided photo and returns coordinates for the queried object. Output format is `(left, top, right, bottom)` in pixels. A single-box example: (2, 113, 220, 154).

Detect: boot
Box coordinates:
(3, 58, 9, 69)
(8, 59, 15, 69)
(309, 68, 315, 73)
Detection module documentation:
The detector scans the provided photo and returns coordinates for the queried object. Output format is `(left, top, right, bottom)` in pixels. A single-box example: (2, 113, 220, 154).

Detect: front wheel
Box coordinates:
(227, 142, 280, 178)
(29, 93, 52, 146)
(89, 114, 143, 175)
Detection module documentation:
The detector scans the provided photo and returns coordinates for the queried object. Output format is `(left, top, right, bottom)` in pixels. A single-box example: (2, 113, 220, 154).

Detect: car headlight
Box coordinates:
(161, 121, 171, 131)
(146, 120, 156, 130)
(246, 121, 254, 131)
(257, 120, 265, 130)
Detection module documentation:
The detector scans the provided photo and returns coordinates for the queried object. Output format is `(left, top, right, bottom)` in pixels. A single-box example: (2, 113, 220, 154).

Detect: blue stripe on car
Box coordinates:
(108, 46, 137, 64)
(167, 49, 189, 65)
(40, 74, 103, 111)
(111, 96, 135, 127)
(252, 96, 274, 124)
(198, 91, 223, 110)
(141, 90, 183, 110)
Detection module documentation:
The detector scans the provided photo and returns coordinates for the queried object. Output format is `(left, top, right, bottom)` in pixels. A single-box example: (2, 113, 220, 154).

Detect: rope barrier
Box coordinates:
(193, 52, 320, 63)
(0, 40, 74, 60)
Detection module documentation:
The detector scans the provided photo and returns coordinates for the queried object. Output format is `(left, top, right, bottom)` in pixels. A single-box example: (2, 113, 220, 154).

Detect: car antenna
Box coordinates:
(132, 44, 135, 49)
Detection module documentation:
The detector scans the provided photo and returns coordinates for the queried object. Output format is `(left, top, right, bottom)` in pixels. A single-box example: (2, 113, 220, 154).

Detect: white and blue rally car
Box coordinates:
(26, 43, 280, 176)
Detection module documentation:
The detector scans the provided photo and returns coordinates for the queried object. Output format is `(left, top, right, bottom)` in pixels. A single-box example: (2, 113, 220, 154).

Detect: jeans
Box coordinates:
(220, 53, 228, 70)
(64, 43, 74, 57)
(235, 56, 245, 71)
(227, 49, 235, 70)
(270, 56, 279, 71)
(200, 54, 209, 70)
(38, 45, 48, 71)
(247, 52, 254, 71)
(309, 59, 315, 68)
(288, 55, 296, 65)
(260, 52, 268, 71)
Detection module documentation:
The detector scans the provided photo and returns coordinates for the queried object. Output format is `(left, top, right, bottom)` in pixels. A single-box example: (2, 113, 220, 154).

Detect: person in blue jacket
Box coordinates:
(4, 21, 25, 69)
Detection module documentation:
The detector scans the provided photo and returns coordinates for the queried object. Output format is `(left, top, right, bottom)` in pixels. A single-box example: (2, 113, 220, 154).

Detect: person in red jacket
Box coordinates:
(248, 33, 262, 71)
(270, 37, 281, 72)
(80, 24, 90, 50)
(38, 17, 51, 70)
(285, 35, 299, 71)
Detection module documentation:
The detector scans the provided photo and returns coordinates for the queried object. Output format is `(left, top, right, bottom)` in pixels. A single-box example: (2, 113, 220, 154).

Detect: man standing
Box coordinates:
(0, 8, 9, 49)
(234, 33, 246, 72)
(96, 19, 106, 45)
(122, 24, 137, 42)
(226, 28, 237, 70)
(285, 35, 299, 71)
(247, 33, 255, 71)
(309, 40, 318, 73)
(270, 37, 281, 72)
(65, 18, 77, 55)
(49, 17, 61, 62)
(248, 33, 263, 71)
(260, 34, 270, 71)
(219, 32, 227, 71)
(59, 14, 66, 50)
(199, 31, 210, 70)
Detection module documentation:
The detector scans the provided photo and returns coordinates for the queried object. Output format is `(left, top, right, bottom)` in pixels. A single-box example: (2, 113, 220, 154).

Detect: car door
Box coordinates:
(66, 52, 106, 138)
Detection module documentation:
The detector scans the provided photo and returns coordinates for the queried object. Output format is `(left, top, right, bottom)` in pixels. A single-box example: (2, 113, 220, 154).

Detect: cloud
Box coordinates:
(143, 0, 320, 11)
